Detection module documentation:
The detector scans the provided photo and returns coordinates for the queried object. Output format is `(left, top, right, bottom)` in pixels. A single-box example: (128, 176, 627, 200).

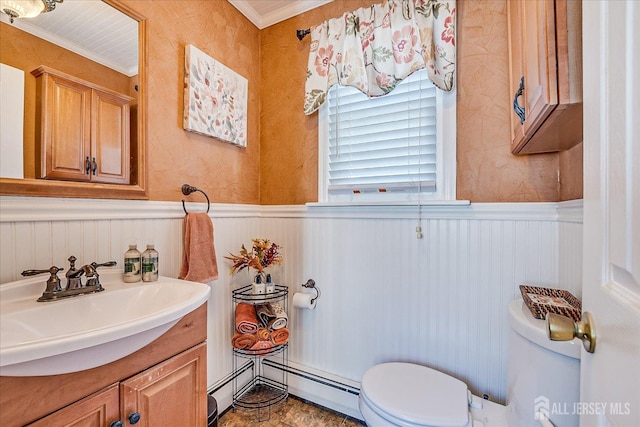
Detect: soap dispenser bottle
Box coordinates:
(123, 244, 142, 283)
(265, 274, 275, 293)
(141, 244, 159, 282)
(252, 274, 265, 295)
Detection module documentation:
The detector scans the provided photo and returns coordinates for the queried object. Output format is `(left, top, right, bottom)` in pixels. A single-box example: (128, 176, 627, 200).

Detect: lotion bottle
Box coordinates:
(142, 244, 159, 282)
(123, 244, 141, 283)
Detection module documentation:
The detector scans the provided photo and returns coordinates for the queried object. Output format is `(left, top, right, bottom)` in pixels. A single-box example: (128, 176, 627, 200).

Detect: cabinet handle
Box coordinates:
(128, 412, 141, 424)
(109, 421, 123, 427)
(513, 76, 526, 124)
(92, 157, 97, 175)
(85, 156, 91, 175)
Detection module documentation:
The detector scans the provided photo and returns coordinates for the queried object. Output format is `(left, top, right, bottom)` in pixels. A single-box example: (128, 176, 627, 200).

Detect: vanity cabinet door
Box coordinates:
(120, 343, 207, 427)
(507, 0, 582, 154)
(26, 384, 120, 427)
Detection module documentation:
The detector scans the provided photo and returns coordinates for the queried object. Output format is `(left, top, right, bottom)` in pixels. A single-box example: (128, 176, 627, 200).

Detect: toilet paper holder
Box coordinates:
(301, 279, 320, 304)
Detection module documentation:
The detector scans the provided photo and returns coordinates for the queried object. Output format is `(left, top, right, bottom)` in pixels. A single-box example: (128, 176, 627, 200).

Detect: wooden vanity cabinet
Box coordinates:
(26, 344, 206, 427)
(507, 0, 582, 154)
(26, 384, 120, 427)
(32, 66, 132, 184)
(0, 303, 208, 427)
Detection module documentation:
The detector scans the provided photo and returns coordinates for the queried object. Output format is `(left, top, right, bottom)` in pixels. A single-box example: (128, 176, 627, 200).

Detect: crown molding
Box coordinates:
(228, 0, 333, 29)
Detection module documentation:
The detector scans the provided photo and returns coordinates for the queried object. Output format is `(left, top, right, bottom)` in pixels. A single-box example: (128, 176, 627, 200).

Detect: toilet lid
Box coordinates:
(361, 362, 469, 427)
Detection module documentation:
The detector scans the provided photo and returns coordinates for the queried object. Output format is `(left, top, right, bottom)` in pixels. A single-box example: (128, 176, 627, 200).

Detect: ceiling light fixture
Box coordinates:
(1, 0, 63, 24)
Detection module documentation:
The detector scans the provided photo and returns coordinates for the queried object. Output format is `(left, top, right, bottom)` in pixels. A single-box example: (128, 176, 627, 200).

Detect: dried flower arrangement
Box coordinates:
(225, 238, 283, 282)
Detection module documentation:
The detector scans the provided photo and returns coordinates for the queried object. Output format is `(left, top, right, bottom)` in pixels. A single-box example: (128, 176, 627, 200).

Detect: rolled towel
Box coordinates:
(271, 327, 289, 346)
(235, 302, 259, 334)
(268, 303, 288, 330)
(249, 339, 273, 355)
(232, 332, 257, 350)
(257, 328, 271, 341)
(255, 303, 276, 328)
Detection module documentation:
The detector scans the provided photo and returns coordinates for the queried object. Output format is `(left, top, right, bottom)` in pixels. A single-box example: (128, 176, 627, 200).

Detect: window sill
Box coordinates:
(306, 200, 471, 208)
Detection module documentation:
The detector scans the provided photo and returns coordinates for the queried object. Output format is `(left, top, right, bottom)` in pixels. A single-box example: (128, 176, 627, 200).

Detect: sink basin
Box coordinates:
(0, 270, 210, 376)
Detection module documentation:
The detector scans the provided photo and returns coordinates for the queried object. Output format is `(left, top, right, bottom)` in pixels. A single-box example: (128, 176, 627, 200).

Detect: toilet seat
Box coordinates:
(360, 362, 470, 427)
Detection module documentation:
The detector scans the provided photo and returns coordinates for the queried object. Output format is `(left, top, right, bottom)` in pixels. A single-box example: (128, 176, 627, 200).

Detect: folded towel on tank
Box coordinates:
(268, 303, 288, 330)
(271, 327, 289, 346)
(231, 332, 257, 350)
(255, 303, 276, 328)
(235, 302, 259, 334)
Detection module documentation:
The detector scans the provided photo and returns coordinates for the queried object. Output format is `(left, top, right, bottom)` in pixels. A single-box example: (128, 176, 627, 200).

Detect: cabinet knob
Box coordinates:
(92, 157, 97, 175)
(513, 76, 526, 124)
(128, 412, 141, 424)
(109, 421, 123, 427)
(85, 156, 91, 175)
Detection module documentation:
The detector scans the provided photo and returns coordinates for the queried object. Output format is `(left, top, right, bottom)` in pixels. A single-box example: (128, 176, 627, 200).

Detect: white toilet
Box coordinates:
(358, 299, 582, 427)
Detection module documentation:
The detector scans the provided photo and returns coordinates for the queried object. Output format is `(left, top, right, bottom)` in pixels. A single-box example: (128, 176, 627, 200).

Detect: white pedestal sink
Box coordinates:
(0, 270, 210, 376)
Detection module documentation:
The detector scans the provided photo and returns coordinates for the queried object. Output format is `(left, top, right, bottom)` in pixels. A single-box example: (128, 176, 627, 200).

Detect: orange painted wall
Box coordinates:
(3, 0, 581, 204)
(120, 0, 261, 203)
(259, 0, 571, 204)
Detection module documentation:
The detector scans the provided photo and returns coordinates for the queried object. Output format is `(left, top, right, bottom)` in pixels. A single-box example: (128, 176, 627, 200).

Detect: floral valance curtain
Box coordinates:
(304, 0, 456, 115)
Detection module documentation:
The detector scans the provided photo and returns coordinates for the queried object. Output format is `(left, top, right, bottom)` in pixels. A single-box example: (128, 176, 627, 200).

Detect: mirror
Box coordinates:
(0, 0, 147, 199)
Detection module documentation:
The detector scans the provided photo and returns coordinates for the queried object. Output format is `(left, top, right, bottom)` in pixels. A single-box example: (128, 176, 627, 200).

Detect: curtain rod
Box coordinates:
(296, 28, 310, 40)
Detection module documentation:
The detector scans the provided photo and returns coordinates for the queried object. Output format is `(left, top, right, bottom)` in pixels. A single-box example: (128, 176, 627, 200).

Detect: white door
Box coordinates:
(581, 1, 640, 426)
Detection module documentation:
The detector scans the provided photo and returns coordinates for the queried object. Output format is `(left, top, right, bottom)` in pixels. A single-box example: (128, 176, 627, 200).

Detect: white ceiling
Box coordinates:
(228, 0, 333, 29)
(1, 0, 331, 77)
(0, 0, 137, 76)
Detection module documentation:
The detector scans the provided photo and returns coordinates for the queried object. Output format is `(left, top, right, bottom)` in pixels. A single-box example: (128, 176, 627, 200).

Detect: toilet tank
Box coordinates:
(507, 299, 581, 427)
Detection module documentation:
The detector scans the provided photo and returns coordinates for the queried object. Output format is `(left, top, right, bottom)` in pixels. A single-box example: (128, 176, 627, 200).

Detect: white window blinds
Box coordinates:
(326, 69, 438, 196)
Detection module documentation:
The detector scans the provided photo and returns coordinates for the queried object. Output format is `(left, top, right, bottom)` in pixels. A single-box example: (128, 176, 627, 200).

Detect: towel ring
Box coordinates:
(181, 184, 210, 214)
(302, 279, 320, 304)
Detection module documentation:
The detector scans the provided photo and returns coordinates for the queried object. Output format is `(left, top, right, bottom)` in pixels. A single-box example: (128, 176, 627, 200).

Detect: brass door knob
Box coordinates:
(546, 311, 597, 353)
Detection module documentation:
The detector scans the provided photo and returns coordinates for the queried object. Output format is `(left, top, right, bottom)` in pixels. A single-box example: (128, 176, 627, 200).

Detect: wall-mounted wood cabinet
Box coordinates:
(32, 66, 132, 184)
(507, 0, 582, 154)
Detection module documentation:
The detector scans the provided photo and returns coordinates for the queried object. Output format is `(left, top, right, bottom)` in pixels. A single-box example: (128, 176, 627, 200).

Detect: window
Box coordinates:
(318, 68, 456, 204)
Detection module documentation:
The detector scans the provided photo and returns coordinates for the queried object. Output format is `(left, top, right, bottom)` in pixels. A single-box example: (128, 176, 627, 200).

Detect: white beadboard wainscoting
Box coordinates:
(0, 196, 582, 419)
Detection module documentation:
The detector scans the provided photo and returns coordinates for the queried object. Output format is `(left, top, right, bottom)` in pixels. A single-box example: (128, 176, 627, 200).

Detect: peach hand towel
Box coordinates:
(232, 332, 257, 350)
(235, 302, 259, 334)
(179, 212, 218, 283)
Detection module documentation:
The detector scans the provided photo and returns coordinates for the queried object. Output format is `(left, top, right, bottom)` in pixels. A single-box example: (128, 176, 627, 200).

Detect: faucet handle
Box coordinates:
(22, 266, 64, 294)
(21, 266, 64, 277)
(85, 261, 117, 291)
(91, 261, 117, 269)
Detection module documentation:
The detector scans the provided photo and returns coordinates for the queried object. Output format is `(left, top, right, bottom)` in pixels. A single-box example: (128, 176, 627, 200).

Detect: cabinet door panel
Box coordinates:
(521, 0, 558, 137)
(121, 343, 207, 427)
(27, 384, 120, 427)
(41, 75, 91, 181)
(92, 90, 130, 185)
(507, 0, 527, 149)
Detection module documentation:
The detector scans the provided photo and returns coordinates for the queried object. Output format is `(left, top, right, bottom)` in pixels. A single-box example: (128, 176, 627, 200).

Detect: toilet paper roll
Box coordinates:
(293, 292, 316, 309)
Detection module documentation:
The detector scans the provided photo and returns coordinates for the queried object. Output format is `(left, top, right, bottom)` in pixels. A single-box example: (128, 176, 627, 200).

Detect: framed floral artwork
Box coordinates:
(183, 44, 248, 147)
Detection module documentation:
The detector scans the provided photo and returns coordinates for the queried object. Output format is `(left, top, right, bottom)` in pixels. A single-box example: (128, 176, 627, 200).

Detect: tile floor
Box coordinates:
(218, 394, 366, 427)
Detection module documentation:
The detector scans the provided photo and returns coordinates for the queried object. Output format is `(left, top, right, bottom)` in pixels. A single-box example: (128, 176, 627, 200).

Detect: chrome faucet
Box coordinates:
(22, 257, 117, 302)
